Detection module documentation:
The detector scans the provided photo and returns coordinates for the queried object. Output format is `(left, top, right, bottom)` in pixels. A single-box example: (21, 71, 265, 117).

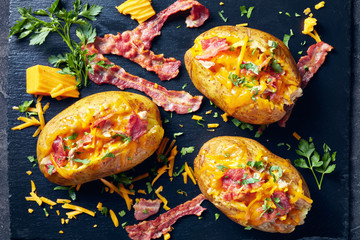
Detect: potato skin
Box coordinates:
(194, 136, 311, 233)
(185, 26, 302, 125)
(37, 91, 164, 185)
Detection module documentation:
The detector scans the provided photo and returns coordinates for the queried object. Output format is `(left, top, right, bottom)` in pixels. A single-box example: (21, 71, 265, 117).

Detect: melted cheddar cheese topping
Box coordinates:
(190, 31, 301, 115)
(197, 141, 312, 229)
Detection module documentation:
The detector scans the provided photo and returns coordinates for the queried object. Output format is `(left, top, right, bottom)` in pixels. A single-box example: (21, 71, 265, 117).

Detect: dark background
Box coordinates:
(1, 0, 360, 239)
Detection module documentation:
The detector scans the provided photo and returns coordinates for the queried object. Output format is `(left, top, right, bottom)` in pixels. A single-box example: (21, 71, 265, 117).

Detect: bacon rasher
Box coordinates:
(86, 44, 203, 114)
(93, 0, 209, 81)
(278, 41, 333, 127)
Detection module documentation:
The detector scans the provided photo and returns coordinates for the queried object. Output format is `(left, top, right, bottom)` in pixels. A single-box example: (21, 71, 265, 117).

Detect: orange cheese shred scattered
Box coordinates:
(26, 171, 32, 175)
(62, 203, 96, 217)
(155, 186, 170, 211)
(29, 192, 42, 206)
(315, 1, 325, 10)
(293, 132, 301, 140)
(192, 115, 203, 121)
(168, 146, 178, 179)
(96, 202, 103, 211)
(164, 233, 171, 240)
(132, 172, 149, 182)
(221, 113, 229, 122)
(207, 123, 219, 129)
(184, 162, 197, 185)
(109, 209, 119, 227)
(152, 165, 168, 186)
(57, 199, 71, 204)
(28, 208, 34, 214)
(138, 189, 147, 195)
(66, 210, 82, 219)
(100, 178, 134, 211)
(182, 172, 188, 184)
(40, 196, 57, 206)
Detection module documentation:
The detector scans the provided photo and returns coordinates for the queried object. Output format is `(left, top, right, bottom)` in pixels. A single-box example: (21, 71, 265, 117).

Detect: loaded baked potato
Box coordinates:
(194, 136, 312, 233)
(37, 91, 164, 186)
(185, 26, 302, 125)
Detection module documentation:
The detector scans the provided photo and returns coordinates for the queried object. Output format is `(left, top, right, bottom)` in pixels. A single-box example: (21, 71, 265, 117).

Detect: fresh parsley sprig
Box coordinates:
(9, 0, 103, 87)
(294, 138, 336, 190)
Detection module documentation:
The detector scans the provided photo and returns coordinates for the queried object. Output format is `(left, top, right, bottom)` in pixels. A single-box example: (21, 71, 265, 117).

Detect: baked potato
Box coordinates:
(37, 91, 164, 186)
(185, 26, 302, 125)
(194, 136, 312, 233)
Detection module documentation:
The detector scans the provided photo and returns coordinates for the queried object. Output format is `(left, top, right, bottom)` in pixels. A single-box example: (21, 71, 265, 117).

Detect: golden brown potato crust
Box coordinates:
(37, 91, 164, 185)
(194, 136, 311, 233)
(185, 26, 301, 125)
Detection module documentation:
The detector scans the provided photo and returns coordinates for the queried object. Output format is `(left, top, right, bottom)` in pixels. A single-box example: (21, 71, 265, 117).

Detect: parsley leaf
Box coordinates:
(180, 146, 195, 156)
(173, 164, 185, 177)
(27, 156, 38, 167)
(18, 100, 33, 112)
(102, 152, 115, 159)
(118, 210, 126, 217)
(216, 165, 228, 172)
(295, 138, 336, 190)
(72, 158, 90, 164)
(10, 0, 103, 87)
(247, 160, 264, 170)
(215, 213, 220, 220)
(173, 132, 183, 138)
(218, 10, 228, 22)
(240, 62, 259, 75)
(269, 166, 282, 182)
(54, 186, 76, 200)
(247, 6, 254, 19)
(283, 29, 294, 48)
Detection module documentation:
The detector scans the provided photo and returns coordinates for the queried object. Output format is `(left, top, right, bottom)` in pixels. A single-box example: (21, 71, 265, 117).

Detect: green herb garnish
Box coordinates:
(67, 133, 78, 140)
(294, 138, 336, 190)
(18, 100, 33, 112)
(283, 29, 294, 48)
(180, 146, 195, 156)
(240, 62, 259, 75)
(247, 160, 264, 170)
(182, 83, 188, 89)
(72, 158, 90, 164)
(27, 156, 38, 167)
(247, 6, 254, 19)
(259, 198, 273, 218)
(102, 152, 115, 159)
(10, 0, 103, 87)
(173, 165, 185, 177)
(216, 165, 228, 172)
(146, 182, 153, 194)
(269, 166, 283, 182)
(215, 213, 220, 220)
(101, 207, 108, 216)
(118, 210, 126, 217)
(54, 186, 76, 200)
(173, 132, 183, 138)
(112, 133, 131, 143)
(271, 59, 283, 73)
(218, 10, 228, 22)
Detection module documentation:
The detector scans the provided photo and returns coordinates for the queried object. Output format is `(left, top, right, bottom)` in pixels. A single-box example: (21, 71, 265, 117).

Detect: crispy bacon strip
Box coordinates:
(125, 194, 206, 240)
(94, 0, 209, 81)
(134, 198, 162, 221)
(52, 136, 67, 167)
(195, 37, 230, 60)
(126, 112, 148, 141)
(297, 41, 333, 89)
(278, 41, 333, 127)
(86, 44, 203, 114)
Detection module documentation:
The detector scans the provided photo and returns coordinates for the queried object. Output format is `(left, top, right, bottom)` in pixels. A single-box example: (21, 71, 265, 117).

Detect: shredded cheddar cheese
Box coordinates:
(304, 8, 311, 15)
(57, 199, 71, 204)
(26, 171, 32, 175)
(56, 210, 60, 216)
(97, 202, 103, 211)
(182, 172, 188, 184)
(116, 0, 156, 24)
(221, 113, 229, 122)
(59, 230, 64, 234)
(62, 203, 96, 217)
(30, 192, 42, 206)
(138, 189, 147, 194)
(236, 23, 248, 27)
(40, 196, 57, 206)
(315, 1, 325, 10)
(168, 146, 178, 179)
(28, 208, 34, 214)
(205, 110, 212, 115)
(207, 123, 219, 129)
(66, 210, 82, 219)
(155, 186, 170, 211)
(100, 178, 134, 211)
(132, 172, 149, 182)
(293, 132, 301, 140)
(152, 165, 168, 186)
(110, 209, 119, 227)
(164, 233, 171, 240)
(192, 115, 203, 121)
(302, 16, 321, 42)
(184, 162, 197, 185)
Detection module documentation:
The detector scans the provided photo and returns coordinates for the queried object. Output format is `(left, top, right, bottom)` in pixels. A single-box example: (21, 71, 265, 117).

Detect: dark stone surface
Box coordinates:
(0, 0, 358, 239)
(0, 0, 10, 239)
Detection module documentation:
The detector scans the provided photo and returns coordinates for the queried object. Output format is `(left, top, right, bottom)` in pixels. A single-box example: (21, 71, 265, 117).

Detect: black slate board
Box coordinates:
(7, 0, 351, 239)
